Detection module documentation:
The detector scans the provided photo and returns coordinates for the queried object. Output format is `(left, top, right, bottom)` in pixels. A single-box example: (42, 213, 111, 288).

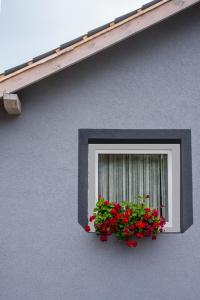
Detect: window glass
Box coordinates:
(98, 153, 168, 220)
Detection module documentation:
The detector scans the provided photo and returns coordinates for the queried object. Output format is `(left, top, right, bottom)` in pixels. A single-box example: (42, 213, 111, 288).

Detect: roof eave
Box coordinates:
(0, 0, 199, 97)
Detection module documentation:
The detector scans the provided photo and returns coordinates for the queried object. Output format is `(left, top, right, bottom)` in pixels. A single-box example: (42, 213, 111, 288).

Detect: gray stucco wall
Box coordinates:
(0, 4, 200, 300)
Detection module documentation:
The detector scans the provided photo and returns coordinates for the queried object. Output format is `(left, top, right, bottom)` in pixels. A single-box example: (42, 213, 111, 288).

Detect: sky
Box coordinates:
(0, 0, 147, 72)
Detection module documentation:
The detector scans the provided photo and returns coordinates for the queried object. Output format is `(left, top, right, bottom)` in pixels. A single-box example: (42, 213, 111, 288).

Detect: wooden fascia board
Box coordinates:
(0, 0, 199, 96)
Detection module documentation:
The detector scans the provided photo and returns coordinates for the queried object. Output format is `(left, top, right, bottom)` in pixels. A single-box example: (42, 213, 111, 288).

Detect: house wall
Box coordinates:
(0, 5, 200, 300)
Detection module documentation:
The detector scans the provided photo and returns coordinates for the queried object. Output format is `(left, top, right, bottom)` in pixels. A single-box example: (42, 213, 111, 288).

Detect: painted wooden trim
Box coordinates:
(0, 0, 199, 96)
(88, 143, 180, 232)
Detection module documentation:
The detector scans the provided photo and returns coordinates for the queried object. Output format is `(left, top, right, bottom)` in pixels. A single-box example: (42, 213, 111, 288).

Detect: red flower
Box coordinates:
(127, 240, 138, 248)
(100, 235, 107, 242)
(150, 226, 154, 232)
(122, 218, 129, 224)
(123, 227, 132, 237)
(103, 220, 109, 226)
(85, 225, 90, 232)
(110, 208, 117, 215)
(152, 209, 158, 217)
(153, 222, 160, 229)
(103, 200, 109, 205)
(100, 226, 108, 233)
(160, 216, 166, 227)
(129, 225, 135, 231)
(125, 210, 132, 218)
(87, 196, 165, 248)
(135, 221, 146, 229)
(144, 213, 151, 220)
(114, 203, 121, 210)
(109, 218, 118, 225)
(89, 215, 96, 222)
(136, 232, 143, 239)
(98, 194, 102, 199)
(116, 213, 123, 219)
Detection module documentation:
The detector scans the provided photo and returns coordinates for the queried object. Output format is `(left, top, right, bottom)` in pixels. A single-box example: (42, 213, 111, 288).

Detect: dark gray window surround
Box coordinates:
(78, 129, 193, 233)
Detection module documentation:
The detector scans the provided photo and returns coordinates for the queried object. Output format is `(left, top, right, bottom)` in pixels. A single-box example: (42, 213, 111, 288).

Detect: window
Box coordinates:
(78, 129, 193, 233)
(88, 144, 180, 232)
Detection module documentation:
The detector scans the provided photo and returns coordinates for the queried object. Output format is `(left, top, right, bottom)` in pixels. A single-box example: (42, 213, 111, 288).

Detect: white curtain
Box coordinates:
(98, 154, 168, 219)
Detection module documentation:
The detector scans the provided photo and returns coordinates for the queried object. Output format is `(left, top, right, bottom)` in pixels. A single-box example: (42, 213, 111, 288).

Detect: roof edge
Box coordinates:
(0, 0, 199, 96)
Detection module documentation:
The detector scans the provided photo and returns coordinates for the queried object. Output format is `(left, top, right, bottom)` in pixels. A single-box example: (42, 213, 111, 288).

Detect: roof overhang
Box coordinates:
(0, 0, 199, 98)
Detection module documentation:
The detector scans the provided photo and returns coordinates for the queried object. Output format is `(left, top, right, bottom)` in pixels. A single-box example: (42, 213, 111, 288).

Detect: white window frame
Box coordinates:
(88, 144, 180, 232)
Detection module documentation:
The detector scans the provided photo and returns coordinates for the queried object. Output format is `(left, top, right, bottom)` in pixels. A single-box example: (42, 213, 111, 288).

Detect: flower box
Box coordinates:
(85, 195, 166, 248)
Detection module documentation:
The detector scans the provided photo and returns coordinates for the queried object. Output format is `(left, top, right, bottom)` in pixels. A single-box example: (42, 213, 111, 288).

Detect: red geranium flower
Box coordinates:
(144, 213, 151, 220)
(86, 196, 165, 248)
(127, 240, 138, 248)
(117, 213, 123, 219)
(160, 216, 166, 227)
(125, 210, 132, 218)
(153, 222, 160, 229)
(89, 215, 96, 222)
(85, 225, 90, 232)
(110, 208, 117, 215)
(100, 235, 107, 242)
(114, 203, 121, 210)
(103, 200, 109, 205)
(109, 217, 118, 225)
(136, 232, 143, 239)
(122, 218, 129, 224)
(152, 209, 158, 217)
(103, 220, 109, 226)
(129, 225, 135, 231)
(100, 226, 108, 233)
(123, 227, 132, 237)
(135, 221, 146, 229)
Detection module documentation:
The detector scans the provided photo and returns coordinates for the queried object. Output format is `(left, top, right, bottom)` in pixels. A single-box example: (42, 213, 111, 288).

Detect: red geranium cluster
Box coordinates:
(85, 196, 166, 248)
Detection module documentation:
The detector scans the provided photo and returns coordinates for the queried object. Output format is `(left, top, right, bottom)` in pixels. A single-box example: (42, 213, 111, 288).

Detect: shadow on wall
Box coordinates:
(0, 101, 22, 126)
(0, 101, 14, 120)
(86, 231, 182, 258)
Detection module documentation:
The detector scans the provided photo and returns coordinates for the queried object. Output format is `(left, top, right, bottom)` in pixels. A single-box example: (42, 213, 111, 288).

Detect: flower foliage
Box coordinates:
(85, 195, 166, 248)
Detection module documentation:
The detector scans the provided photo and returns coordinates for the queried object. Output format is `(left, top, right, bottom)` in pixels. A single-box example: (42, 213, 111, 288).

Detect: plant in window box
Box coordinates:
(85, 195, 166, 248)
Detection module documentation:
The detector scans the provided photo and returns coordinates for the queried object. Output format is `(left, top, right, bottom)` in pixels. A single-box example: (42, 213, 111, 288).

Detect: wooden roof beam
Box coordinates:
(3, 93, 21, 115)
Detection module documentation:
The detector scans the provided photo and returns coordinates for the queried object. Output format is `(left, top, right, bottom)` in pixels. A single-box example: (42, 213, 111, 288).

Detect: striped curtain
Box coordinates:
(98, 154, 168, 219)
